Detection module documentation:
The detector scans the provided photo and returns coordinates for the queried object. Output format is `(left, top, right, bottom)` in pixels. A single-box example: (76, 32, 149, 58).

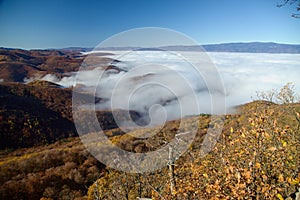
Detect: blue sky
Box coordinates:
(0, 0, 299, 49)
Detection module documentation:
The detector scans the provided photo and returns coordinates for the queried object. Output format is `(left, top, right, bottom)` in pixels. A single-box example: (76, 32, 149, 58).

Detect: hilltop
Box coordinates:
(0, 100, 299, 199)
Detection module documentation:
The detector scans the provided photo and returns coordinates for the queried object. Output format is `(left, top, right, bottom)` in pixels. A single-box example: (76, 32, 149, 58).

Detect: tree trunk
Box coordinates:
(168, 146, 176, 195)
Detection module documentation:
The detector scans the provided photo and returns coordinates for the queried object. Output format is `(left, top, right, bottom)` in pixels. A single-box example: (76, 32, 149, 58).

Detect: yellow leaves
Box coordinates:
(287, 177, 300, 185)
(238, 183, 246, 189)
(282, 142, 287, 147)
(278, 174, 284, 182)
(262, 174, 268, 181)
(230, 127, 234, 133)
(268, 146, 277, 151)
(210, 180, 221, 192)
(203, 173, 208, 178)
(255, 132, 260, 138)
(291, 178, 300, 185)
(281, 140, 287, 147)
(243, 171, 252, 180)
(277, 194, 284, 200)
(255, 163, 261, 169)
(263, 132, 270, 138)
(225, 168, 230, 175)
(261, 186, 269, 193)
(296, 111, 300, 118)
(235, 172, 241, 183)
(205, 185, 213, 194)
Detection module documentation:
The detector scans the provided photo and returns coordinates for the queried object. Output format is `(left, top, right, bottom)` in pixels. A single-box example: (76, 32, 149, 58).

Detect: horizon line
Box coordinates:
(1, 41, 300, 51)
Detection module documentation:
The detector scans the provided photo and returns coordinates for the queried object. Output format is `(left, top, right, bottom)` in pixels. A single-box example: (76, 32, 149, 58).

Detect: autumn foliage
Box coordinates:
(88, 101, 300, 199)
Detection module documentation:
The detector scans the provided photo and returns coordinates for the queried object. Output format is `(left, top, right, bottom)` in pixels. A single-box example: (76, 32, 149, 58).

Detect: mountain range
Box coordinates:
(63, 42, 300, 53)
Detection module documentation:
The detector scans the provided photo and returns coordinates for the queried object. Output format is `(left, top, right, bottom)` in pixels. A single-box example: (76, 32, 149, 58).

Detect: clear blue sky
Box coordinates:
(0, 0, 299, 49)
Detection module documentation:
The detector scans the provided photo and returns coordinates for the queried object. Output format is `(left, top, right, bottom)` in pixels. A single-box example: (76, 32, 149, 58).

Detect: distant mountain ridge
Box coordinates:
(63, 42, 300, 53)
(202, 42, 300, 53)
(2, 42, 300, 53)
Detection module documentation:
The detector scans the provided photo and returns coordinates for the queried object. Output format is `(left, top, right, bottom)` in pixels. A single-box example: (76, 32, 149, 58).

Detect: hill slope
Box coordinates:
(0, 48, 84, 82)
(0, 81, 145, 149)
(0, 82, 76, 149)
(0, 101, 299, 199)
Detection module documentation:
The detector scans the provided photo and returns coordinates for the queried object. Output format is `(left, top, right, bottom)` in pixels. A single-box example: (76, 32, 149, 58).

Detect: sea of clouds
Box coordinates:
(208, 52, 300, 106)
(31, 51, 300, 123)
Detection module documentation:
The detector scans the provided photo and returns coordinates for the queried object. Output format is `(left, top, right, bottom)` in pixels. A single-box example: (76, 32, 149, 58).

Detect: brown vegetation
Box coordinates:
(0, 82, 142, 149)
(0, 138, 105, 200)
(0, 82, 76, 149)
(88, 101, 300, 200)
(1, 98, 299, 199)
(0, 48, 84, 82)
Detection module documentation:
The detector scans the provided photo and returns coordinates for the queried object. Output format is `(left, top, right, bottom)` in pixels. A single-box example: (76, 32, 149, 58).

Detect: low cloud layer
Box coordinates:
(31, 51, 300, 124)
(208, 52, 300, 106)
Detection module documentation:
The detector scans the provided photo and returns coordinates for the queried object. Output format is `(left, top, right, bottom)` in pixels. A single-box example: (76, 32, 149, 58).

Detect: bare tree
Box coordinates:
(277, 0, 300, 18)
(255, 82, 299, 104)
(277, 82, 298, 104)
